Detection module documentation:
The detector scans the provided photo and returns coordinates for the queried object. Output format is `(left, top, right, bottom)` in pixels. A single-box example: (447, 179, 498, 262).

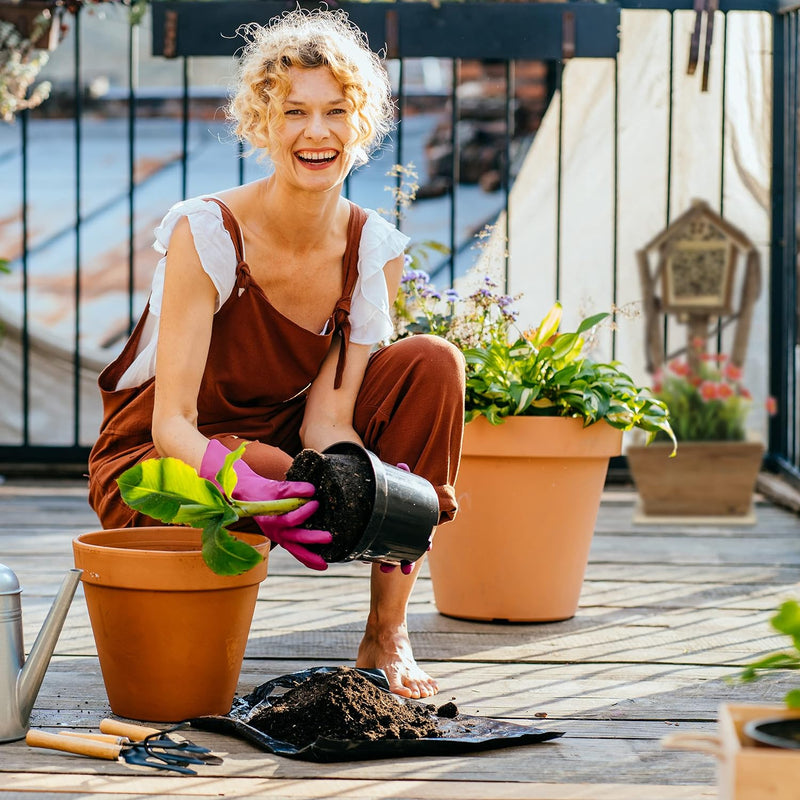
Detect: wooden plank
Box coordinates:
(0, 776, 718, 799)
(0, 734, 718, 784)
(26, 657, 797, 725)
(3, 480, 797, 795)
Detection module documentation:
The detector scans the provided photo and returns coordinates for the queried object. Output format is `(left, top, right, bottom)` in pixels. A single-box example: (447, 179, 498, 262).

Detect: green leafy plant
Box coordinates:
(736, 600, 800, 708)
(650, 341, 775, 442)
(393, 269, 675, 448)
(117, 444, 307, 576)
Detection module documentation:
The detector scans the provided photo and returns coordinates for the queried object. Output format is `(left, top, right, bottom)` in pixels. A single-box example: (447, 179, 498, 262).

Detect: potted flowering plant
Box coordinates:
(393, 267, 674, 622)
(626, 338, 771, 519)
(662, 600, 800, 796)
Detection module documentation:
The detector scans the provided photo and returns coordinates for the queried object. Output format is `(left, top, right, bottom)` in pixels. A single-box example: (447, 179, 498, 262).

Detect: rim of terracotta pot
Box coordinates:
(463, 415, 623, 458)
(73, 527, 269, 591)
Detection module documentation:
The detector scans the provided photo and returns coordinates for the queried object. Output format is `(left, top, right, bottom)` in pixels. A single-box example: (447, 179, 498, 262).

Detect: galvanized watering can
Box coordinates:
(0, 563, 82, 742)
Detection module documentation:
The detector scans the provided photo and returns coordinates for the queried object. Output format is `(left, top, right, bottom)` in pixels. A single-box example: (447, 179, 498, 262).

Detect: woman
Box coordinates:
(88, 8, 464, 699)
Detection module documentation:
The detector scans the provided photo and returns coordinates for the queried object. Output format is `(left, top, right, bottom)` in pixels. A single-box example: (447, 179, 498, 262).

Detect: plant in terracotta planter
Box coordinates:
(627, 337, 776, 518)
(649, 345, 758, 443)
(394, 268, 675, 441)
(737, 599, 800, 709)
(393, 268, 675, 622)
(663, 600, 800, 791)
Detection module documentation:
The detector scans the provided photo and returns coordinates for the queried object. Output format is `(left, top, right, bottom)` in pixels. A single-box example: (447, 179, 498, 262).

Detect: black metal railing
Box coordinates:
(1, 0, 797, 488)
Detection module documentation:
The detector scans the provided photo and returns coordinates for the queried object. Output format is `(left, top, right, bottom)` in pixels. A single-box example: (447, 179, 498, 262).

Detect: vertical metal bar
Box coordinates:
(20, 110, 30, 446)
(666, 11, 675, 228)
(448, 58, 459, 287)
(503, 60, 514, 290)
(182, 56, 189, 199)
(72, 11, 82, 447)
(612, 54, 619, 361)
(768, 10, 787, 467)
(555, 59, 564, 300)
(719, 13, 728, 217)
(394, 57, 405, 229)
(716, 12, 728, 353)
(127, 19, 137, 333)
(663, 11, 676, 357)
(237, 140, 245, 186)
(790, 11, 799, 469)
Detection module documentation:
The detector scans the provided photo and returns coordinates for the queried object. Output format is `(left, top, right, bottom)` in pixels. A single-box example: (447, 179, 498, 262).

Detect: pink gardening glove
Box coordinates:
(379, 462, 416, 576)
(200, 440, 332, 571)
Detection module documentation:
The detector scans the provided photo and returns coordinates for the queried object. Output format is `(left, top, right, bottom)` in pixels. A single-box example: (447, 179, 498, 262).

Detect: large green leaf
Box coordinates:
(117, 458, 231, 526)
(217, 443, 248, 499)
(200, 518, 264, 576)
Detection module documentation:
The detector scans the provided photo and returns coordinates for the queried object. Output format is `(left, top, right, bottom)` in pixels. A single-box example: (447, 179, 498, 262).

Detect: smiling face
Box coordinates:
(270, 66, 357, 193)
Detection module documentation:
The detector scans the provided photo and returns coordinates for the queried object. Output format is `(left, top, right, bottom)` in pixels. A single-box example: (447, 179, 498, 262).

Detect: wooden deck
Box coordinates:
(1, 478, 799, 799)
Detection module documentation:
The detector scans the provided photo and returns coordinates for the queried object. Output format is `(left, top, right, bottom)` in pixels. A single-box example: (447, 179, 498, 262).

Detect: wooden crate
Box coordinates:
(665, 703, 800, 800)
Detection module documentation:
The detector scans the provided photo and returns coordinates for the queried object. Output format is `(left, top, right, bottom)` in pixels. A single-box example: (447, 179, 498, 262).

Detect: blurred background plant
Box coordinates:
(649, 337, 776, 442)
(736, 599, 800, 708)
(1, 0, 146, 122)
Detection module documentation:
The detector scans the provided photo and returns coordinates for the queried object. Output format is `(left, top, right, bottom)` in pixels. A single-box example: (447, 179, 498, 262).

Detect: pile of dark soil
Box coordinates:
(248, 667, 446, 747)
(286, 449, 374, 562)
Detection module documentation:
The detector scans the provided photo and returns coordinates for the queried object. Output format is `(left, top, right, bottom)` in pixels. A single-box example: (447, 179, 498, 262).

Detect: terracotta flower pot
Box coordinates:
(428, 416, 622, 622)
(627, 439, 764, 517)
(73, 527, 269, 722)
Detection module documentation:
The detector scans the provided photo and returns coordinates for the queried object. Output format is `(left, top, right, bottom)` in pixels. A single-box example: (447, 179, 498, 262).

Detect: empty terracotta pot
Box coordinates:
(73, 527, 269, 722)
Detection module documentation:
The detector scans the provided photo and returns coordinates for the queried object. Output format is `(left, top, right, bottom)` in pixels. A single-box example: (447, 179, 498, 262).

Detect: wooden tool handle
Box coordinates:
(66, 732, 127, 745)
(26, 730, 122, 760)
(100, 719, 162, 741)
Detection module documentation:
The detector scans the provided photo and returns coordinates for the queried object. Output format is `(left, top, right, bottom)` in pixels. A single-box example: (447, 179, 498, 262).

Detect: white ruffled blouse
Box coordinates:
(115, 197, 409, 390)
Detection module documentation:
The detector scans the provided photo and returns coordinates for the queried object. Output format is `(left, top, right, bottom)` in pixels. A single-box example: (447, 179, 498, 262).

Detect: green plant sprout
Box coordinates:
(117, 444, 308, 576)
(736, 600, 800, 709)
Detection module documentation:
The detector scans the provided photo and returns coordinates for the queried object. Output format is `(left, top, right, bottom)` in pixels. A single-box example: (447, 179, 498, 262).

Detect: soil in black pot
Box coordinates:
(286, 449, 374, 563)
(248, 667, 441, 747)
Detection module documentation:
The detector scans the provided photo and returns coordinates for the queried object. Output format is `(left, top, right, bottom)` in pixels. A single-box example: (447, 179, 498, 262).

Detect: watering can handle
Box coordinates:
(26, 729, 122, 760)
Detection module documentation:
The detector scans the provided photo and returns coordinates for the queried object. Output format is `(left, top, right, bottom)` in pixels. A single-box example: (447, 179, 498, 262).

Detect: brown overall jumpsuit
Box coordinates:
(88, 199, 465, 530)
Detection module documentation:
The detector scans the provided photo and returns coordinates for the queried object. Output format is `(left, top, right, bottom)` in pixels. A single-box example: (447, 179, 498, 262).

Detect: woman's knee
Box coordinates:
(390, 335, 466, 386)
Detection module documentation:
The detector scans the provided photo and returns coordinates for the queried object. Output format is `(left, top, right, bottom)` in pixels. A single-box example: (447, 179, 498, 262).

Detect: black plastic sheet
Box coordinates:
(189, 666, 563, 762)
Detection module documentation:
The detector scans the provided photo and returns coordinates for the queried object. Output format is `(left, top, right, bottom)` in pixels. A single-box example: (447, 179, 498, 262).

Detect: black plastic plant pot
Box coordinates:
(322, 442, 440, 565)
(744, 717, 800, 749)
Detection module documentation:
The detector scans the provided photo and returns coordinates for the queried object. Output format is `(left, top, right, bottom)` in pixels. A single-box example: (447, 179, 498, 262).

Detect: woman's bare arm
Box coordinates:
(151, 216, 218, 470)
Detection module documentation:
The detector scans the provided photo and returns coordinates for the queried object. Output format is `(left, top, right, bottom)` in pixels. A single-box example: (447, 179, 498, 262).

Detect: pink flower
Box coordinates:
(717, 383, 734, 399)
(740, 387, 752, 400)
(691, 336, 706, 350)
(766, 396, 778, 415)
(723, 363, 743, 382)
(700, 381, 720, 401)
(652, 380, 663, 394)
(669, 359, 690, 377)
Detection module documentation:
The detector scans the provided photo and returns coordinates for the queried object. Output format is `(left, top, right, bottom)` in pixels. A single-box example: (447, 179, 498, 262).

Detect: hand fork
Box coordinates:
(25, 729, 199, 774)
(99, 718, 223, 763)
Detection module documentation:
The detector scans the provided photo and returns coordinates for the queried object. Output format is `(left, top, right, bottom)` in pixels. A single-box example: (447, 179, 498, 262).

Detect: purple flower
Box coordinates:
(445, 289, 460, 303)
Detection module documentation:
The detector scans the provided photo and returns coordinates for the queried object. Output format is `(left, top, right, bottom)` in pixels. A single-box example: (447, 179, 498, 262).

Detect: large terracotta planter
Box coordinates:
(627, 440, 764, 517)
(73, 527, 269, 722)
(428, 416, 623, 622)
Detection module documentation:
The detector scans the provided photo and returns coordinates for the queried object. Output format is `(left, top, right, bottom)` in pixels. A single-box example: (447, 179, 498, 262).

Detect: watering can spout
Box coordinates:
(16, 569, 82, 726)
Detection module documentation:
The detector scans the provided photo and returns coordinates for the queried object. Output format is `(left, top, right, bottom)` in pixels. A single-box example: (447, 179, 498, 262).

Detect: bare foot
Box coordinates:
(356, 622, 439, 699)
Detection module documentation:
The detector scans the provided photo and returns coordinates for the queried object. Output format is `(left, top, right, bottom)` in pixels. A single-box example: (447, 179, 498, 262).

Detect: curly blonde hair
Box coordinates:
(227, 8, 394, 167)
